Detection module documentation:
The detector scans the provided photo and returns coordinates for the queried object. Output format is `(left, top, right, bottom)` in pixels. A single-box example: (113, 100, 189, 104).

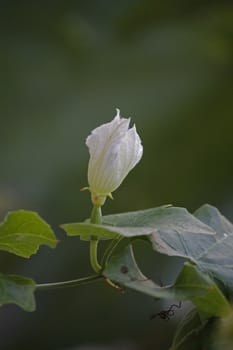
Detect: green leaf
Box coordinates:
(61, 205, 214, 241)
(0, 210, 57, 258)
(61, 222, 119, 241)
(150, 204, 233, 294)
(0, 273, 36, 311)
(214, 312, 233, 350)
(170, 308, 208, 350)
(103, 244, 231, 317)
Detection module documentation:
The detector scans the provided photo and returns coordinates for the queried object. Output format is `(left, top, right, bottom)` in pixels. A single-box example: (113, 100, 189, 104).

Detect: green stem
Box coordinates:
(36, 274, 102, 291)
(89, 205, 102, 273)
(90, 238, 102, 273)
(90, 206, 102, 224)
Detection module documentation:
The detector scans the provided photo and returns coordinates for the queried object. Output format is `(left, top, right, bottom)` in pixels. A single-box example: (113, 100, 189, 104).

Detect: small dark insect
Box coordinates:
(150, 301, 182, 321)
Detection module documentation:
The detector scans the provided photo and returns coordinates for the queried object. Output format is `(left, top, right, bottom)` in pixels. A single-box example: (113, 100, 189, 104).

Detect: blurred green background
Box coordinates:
(0, 0, 233, 349)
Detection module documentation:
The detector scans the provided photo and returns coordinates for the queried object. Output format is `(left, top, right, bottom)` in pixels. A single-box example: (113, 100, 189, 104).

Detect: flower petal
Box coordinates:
(86, 109, 143, 201)
(86, 109, 129, 163)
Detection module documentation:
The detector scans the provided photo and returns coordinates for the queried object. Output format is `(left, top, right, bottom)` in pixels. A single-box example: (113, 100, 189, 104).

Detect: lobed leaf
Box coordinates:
(0, 210, 57, 258)
(61, 205, 214, 241)
(103, 244, 231, 317)
(150, 204, 233, 293)
(61, 222, 122, 241)
(0, 273, 36, 311)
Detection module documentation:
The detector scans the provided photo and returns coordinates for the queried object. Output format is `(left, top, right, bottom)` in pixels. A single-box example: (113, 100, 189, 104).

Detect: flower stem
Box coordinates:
(36, 275, 102, 291)
(90, 239, 102, 273)
(90, 205, 102, 224)
(89, 205, 102, 273)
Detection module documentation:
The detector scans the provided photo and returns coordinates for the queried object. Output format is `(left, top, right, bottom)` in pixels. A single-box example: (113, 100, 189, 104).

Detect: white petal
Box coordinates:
(118, 125, 143, 178)
(86, 110, 143, 197)
(86, 109, 129, 163)
(104, 125, 143, 192)
(87, 110, 126, 189)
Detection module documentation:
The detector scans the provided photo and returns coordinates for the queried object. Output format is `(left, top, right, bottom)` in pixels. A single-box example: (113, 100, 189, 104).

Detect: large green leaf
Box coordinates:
(61, 205, 214, 241)
(0, 210, 57, 258)
(150, 204, 233, 293)
(61, 222, 121, 241)
(0, 273, 36, 311)
(103, 244, 231, 317)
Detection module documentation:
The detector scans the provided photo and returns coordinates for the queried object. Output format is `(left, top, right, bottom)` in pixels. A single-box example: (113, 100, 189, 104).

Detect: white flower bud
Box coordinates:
(86, 109, 143, 206)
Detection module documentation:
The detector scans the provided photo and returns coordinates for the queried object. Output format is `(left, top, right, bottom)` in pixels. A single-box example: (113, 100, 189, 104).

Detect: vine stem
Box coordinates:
(36, 275, 102, 291)
(36, 205, 120, 291)
(89, 205, 102, 273)
(89, 205, 121, 290)
(90, 239, 102, 273)
(36, 206, 103, 290)
(90, 205, 102, 225)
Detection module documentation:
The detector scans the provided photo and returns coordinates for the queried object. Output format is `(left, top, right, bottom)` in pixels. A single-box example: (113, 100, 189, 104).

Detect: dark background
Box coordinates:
(0, 0, 233, 349)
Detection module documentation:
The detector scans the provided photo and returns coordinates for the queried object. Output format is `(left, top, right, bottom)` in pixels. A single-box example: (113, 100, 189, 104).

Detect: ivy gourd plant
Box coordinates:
(1, 110, 233, 349)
